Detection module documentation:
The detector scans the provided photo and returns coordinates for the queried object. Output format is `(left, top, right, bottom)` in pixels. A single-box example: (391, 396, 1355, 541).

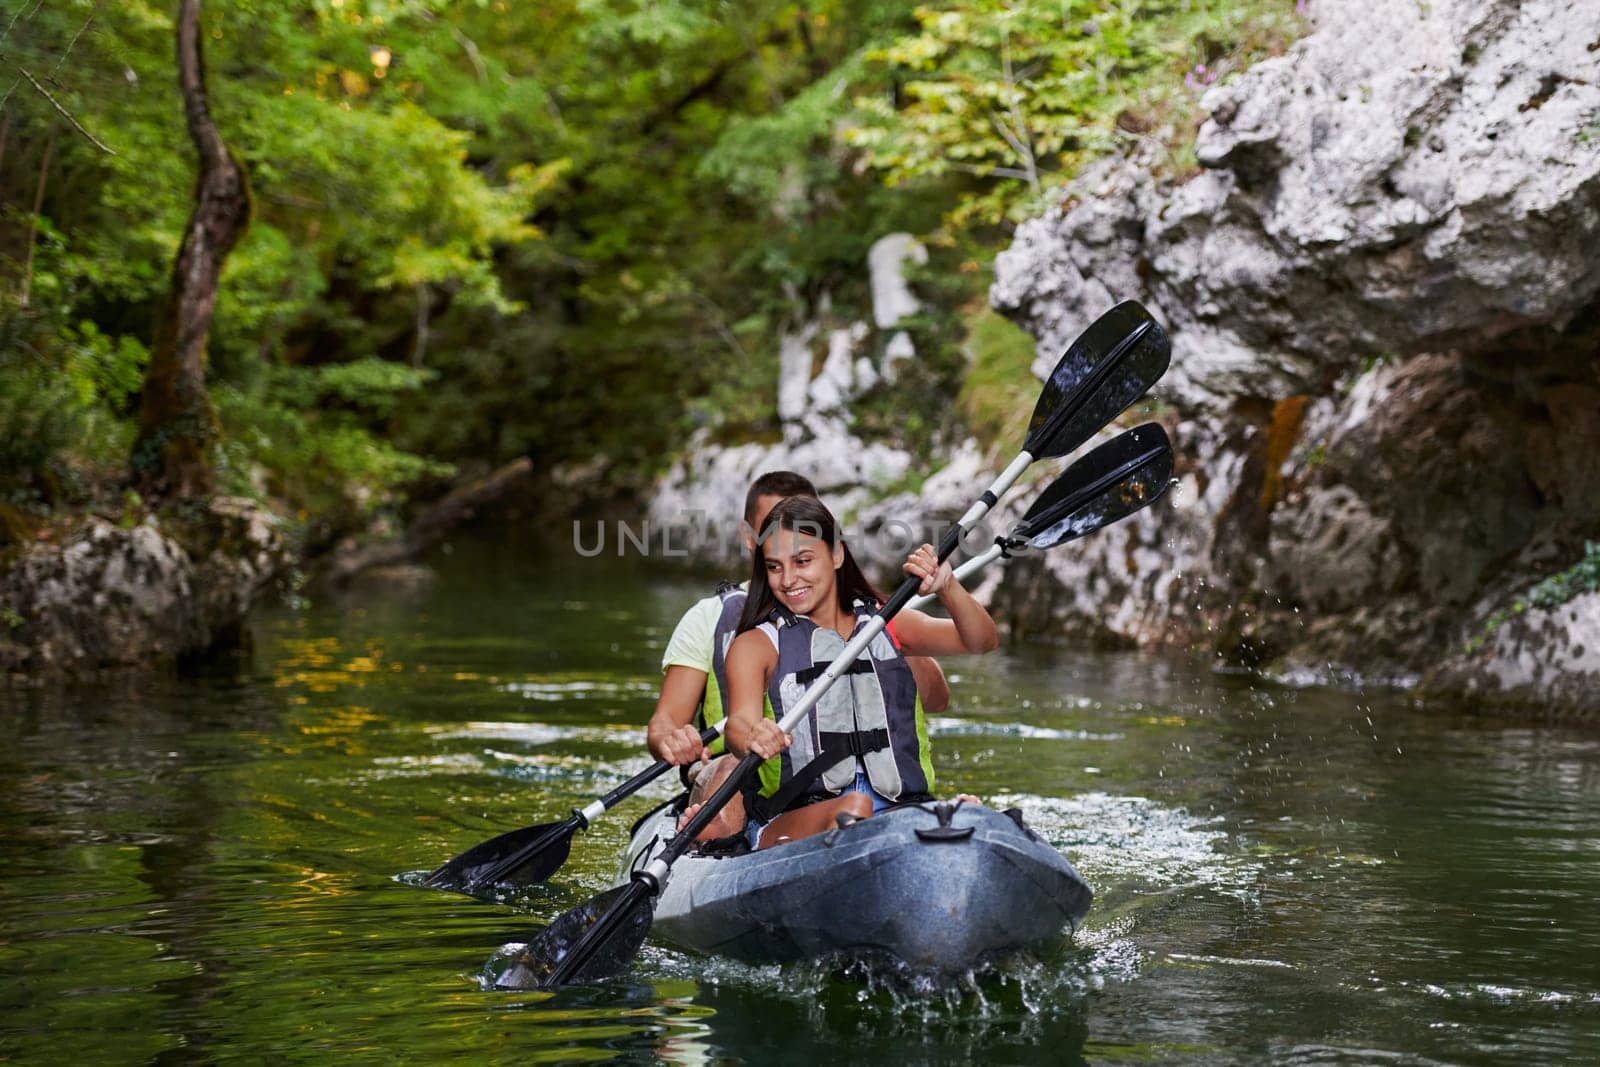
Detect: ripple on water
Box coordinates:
(422, 721, 647, 746)
(928, 717, 1125, 742)
(497, 677, 657, 701)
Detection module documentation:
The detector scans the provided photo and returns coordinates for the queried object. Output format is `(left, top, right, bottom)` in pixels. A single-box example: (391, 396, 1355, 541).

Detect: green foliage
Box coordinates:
(0, 354, 88, 503)
(699, 55, 868, 204)
(847, 0, 1303, 223)
(0, 306, 146, 506)
(1464, 542, 1600, 653)
(0, 0, 1305, 536)
(215, 370, 455, 529)
(0, 0, 536, 524)
(1528, 541, 1600, 610)
(958, 307, 1039, 454)
(1359, 351, 1397, 376)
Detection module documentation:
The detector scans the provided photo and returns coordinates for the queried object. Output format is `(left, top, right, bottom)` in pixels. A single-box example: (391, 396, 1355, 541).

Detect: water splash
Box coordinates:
(992, 790, 1256, 902)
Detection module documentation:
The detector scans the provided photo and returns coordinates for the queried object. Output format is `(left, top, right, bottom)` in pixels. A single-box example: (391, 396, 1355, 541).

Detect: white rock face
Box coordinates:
(851, 439, 994, 576)
(996, 0, 1600, 408)
(882, 330, 917, 381)
(0, 497, 288, 676)
(777, 323, 819, 431)
(1428, 592, 1600, 715)
(650, 233, 951, 568)
(647, 431, 915, 567)
(987, 0, 1600, 712)
(809, 324, 870, 414)
(869, 233, 928, 329)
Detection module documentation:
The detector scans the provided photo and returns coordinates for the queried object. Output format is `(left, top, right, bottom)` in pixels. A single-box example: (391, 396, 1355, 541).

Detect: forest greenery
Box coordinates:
(0, 0, 1300, 549)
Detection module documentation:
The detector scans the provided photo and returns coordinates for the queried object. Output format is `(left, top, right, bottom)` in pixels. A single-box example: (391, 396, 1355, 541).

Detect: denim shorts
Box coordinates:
(745, 769, 893, 848)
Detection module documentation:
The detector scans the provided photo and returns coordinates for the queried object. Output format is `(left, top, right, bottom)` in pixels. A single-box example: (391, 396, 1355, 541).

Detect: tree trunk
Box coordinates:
(18, 122, 54, 308)
(315, 457, 534, 588)
(132, 0, 250, 501)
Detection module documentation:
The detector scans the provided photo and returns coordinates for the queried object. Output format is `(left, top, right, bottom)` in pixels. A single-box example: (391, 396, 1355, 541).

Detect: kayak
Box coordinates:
(614, 798, 1093, 974)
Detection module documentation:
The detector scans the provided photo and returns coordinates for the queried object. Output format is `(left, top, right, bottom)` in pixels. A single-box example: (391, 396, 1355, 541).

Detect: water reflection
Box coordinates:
(1, 548, 1598, 1063)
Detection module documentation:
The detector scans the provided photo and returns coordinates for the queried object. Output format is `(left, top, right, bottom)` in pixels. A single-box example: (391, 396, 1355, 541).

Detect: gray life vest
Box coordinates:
(755, 600, 934, 817)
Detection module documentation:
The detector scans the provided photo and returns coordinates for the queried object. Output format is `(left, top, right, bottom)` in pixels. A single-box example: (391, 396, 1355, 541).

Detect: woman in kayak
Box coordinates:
(720, 495, 998, 849)
(651, 471, 950, 844)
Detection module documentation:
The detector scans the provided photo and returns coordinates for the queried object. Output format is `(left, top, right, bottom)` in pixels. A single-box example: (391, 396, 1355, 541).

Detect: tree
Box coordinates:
(131, 0, 249, 500)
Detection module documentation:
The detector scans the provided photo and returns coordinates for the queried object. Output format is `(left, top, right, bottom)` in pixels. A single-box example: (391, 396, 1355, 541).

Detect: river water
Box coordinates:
(3, 537, 1598, 1064)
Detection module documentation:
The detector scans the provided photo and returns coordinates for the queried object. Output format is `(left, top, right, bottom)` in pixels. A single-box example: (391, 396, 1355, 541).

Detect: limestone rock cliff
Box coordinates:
(0, 497, 288, 678)
(990, 0, 1600, 712)
(647, 234, 932, 570)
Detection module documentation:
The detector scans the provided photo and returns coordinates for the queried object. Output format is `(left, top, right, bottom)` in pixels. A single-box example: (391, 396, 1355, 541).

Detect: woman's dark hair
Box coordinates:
(738, 496, 882, 633)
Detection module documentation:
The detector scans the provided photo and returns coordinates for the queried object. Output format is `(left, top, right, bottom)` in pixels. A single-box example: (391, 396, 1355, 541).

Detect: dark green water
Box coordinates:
(3, 539, 1599, 1064)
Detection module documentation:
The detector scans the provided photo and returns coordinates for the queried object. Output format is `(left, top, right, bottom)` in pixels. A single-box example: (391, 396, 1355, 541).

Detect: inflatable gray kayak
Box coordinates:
(615, 800, 1092, 974)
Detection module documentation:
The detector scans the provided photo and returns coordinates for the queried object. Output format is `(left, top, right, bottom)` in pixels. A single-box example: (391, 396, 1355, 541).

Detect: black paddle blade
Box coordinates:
(1012, 422, 1174, 550)
(422, 818, 576, 895)
(1025, 301, 1171, 460)
(490, 883, 655, 989)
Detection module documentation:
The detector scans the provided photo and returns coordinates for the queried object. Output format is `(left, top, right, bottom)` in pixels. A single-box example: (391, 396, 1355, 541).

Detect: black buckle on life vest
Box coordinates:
(818, 727, 889, 757)
(793, 659, 876, 687)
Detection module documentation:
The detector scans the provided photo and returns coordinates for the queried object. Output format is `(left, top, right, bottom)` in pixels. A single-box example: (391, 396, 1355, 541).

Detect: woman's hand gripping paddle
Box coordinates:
(421, 300, 1169, 899)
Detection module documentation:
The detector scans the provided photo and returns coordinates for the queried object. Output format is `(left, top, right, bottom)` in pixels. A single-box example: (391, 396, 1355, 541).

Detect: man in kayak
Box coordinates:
(723, 495, 997, 848)
(645, 471, 949, 841)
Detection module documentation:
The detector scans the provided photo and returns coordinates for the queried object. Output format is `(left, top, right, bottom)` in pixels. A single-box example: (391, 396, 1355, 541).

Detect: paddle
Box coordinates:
(494, 422, 1176, 989)
(422, 300, 1169, 897)
(421, 729, 720, 892)
(931, 300, 1168, 563)
(909, 421, 1177, 610)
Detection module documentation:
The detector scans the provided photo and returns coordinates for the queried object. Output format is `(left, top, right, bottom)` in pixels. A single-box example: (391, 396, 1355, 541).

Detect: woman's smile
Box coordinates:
(763, 531, 837, 615)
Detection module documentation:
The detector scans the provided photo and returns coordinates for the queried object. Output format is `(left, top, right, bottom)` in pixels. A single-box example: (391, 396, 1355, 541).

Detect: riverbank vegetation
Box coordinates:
(1, 0, 1300, 553)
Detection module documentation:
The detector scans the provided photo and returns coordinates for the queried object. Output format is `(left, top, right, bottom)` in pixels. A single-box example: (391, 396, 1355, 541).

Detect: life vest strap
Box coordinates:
(792, 658, 876, 687)
(751, 727, 889, 822)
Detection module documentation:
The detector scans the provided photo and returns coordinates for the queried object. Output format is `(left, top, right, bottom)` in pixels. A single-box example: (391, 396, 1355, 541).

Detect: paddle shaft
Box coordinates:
(572, 725, 723, 824)
(908, 544, 1004, 612)
(939, 452, 1031, 556)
